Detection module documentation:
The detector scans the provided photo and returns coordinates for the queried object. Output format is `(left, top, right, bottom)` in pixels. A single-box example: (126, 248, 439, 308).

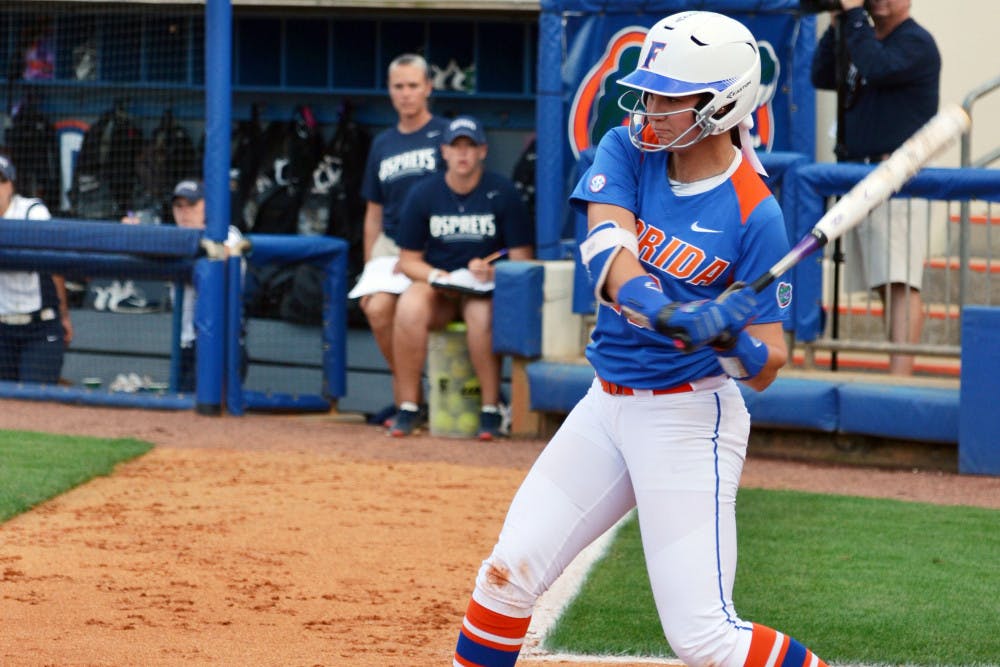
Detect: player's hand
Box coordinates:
(713, 281, 758, 331)
(656, 282, 758, 352)
(616, 274, 670, 331)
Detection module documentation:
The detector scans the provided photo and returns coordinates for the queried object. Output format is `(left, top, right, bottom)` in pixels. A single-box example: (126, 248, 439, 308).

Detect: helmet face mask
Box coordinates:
(617, 11, 761, 152)
(618, 90, 713, 152)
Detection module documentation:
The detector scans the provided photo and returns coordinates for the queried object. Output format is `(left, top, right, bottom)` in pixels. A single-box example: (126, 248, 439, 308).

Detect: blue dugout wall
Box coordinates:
(0, 221, 201, 409)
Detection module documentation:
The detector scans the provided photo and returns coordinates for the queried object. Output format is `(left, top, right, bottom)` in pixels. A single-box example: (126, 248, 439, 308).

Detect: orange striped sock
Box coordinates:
(743, 623, 828, 667)
(454, 598, 531, 667)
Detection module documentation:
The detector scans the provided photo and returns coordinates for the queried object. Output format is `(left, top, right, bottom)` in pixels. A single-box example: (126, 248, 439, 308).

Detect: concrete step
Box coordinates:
(920, 256, 1000, 304)
(790, 347, 960, 379)
(946, 213, 1000, 256)
(820, 299, 962, 346)
(822, 254, 998, 306)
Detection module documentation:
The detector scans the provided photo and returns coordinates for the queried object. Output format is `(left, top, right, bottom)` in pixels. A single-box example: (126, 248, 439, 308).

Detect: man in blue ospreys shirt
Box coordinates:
(811, 0, 940, 374)
(358, 54, 450, 424)
(391, 115, 534, 439)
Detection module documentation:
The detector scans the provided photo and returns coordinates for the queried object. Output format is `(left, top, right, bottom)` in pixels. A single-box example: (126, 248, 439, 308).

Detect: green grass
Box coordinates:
(546, 488, 1000, 666)
(0, 429, 152, 521)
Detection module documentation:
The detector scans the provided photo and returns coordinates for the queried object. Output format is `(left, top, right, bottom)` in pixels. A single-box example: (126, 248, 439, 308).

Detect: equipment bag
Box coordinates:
(70, 102, 143, 220)
(243, 105, 322, 234)
(6, 101, 59, 208)
(134, 108, 198, 222)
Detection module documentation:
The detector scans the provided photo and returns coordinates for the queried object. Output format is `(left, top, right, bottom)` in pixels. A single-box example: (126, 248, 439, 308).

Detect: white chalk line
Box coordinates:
(520, 510, 680, 665)
(515, 512, 880, 667)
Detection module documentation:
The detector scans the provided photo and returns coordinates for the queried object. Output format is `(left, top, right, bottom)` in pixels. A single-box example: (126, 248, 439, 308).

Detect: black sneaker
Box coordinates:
(368, 403, 397, 427)
(477, 410, 505, 441)
(390, 407, 422, 437)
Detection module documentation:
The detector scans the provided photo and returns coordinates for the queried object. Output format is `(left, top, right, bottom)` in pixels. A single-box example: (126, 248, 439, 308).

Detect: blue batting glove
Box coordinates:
(655, 299, 716, 351)
(716, 330, 769, 380)
(714, 281, 758, 330)
(616, 275, 670, 330)
(656, 282, 758, 352)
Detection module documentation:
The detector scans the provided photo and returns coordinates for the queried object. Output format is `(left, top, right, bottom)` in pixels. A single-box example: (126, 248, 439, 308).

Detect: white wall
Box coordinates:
(813, 0, 1000, 167)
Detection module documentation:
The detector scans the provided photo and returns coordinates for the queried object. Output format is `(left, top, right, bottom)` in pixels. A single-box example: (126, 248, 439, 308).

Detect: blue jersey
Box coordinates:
(570, 126, 793, 388)
(396, 171, 532, 271)
(360, 116, 450, 242)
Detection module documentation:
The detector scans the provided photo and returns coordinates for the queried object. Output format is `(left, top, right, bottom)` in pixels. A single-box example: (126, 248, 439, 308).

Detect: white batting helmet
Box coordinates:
(618, 11, 761, 152)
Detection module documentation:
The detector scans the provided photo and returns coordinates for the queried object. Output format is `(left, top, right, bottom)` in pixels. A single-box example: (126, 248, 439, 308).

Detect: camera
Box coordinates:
(799, 0, 843, 12)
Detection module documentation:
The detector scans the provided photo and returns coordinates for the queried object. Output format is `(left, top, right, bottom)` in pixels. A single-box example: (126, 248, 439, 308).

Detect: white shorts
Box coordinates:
(370, 232, 400, 259)
(845, 197, 928, 292)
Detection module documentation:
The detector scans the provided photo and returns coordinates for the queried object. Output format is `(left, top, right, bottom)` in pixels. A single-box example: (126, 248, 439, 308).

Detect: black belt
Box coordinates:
(0, 307, 58, 326)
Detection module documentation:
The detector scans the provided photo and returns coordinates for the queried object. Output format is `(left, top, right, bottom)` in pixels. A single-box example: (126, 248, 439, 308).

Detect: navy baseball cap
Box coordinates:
(172, 179, 204, 202)
(0, 155, 16, 182)
(443, 116, 487, 145)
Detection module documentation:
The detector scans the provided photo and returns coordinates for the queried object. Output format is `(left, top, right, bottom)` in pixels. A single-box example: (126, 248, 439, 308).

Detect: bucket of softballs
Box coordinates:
(428, 322, 481, 438)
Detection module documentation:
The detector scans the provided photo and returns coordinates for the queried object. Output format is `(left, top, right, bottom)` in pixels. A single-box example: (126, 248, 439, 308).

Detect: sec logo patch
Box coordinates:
(589, 173, 607, 192)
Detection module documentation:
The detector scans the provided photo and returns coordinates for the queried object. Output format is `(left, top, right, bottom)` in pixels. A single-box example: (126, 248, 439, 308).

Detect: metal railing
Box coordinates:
(790, 163, 1000, 374)
(958, 74, 1000, 308)
(791, 76, 1000, 374)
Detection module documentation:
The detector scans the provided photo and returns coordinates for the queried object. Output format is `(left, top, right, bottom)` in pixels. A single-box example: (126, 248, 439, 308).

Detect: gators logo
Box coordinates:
(567, 27, 646, 160)
(776, 281, 793, 309)
(752, 41, 780, 153)
(568, 31, 782, 159)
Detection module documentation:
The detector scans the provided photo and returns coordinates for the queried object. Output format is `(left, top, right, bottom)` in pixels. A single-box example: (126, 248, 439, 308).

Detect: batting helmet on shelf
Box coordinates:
(617, 11, 761, 152)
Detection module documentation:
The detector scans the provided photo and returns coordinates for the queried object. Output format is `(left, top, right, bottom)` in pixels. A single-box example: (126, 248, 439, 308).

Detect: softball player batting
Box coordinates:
(454, 12, 828, 667)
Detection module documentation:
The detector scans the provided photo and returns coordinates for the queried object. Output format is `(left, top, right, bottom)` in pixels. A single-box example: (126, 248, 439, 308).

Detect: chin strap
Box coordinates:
(738, 115, 768, 177)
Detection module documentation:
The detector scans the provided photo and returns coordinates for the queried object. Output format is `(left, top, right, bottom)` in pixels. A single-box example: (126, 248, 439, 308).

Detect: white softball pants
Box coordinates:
(473, 377, 757, 666)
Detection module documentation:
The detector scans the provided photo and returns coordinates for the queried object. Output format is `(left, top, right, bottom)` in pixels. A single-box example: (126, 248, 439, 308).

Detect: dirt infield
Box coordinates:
(1, 400, 997, 667)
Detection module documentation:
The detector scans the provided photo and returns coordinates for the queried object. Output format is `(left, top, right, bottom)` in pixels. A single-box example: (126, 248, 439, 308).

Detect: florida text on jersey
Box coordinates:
(570, 126, 793, 388)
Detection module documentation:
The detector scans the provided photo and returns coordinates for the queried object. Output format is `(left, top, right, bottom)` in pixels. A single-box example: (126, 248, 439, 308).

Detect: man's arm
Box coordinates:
(362, 201, 383, 262)
(810, 22, 840, 91)
(52, 275, 73, 345)
(842, 7, 936, 85)
(397, 248, 436, 283)
(507, 246, 533, 261)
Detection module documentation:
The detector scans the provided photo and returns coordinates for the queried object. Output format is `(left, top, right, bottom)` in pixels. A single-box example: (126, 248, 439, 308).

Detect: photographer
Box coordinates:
(810, 0, 940, 375)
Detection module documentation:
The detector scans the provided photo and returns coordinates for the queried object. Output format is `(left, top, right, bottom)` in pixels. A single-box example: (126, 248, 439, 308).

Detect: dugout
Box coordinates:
(0, 0, 544, 415)
(0, 0, 819, 417)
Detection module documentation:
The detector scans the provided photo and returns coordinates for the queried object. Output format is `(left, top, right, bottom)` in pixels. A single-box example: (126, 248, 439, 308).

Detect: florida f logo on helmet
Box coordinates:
(616, 11, 762, 152)
(640, 42, 666, 70)
(567, 11, 780, 160)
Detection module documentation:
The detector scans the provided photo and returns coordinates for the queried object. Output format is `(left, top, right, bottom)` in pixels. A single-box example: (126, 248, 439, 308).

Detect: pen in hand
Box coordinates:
(468, 249, 507, 282)
(480, 248, 508, 264)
